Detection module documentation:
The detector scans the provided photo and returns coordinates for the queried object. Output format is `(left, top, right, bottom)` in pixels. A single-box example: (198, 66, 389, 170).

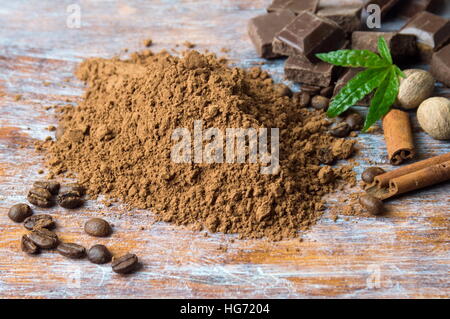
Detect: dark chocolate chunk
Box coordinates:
(352, 32, 417, 62)
(273, 11, 346, 62)
(400, 11, 450, 62)
(396, 0, 442, 18)
(431, 44, 450, 88)
(333, 68, 371, 106)
(267, 0, 319, 14)
(285, 55, 341, 87)
(364, 0, 400, 18)
(317, 4, 363, 33)
(248, 11, 296, 59)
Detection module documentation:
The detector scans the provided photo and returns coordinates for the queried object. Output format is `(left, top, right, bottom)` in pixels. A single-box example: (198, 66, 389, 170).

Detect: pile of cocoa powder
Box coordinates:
(40, 49, 356, 240)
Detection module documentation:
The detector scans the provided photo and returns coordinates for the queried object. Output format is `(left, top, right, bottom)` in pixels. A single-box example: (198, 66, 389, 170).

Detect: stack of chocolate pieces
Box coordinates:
(248, 0, 450, 100)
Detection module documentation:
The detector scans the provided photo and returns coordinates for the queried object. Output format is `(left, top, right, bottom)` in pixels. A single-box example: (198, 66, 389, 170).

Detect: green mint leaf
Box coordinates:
(316, 50, 390, 68)
(395, 66, 406, 78)
(377, 37, 393, 64)
(362, 66, 399, 132)
(327, 67, 391, 118)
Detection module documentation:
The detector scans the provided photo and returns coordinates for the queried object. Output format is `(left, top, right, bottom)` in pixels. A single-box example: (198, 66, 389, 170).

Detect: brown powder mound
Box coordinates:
(42, 50, 356, 240)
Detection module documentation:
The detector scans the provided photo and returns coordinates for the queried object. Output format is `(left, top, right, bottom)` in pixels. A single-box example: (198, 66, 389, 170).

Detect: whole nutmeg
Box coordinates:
(417, 97, 450, 140)
(396, 69, 435, 109)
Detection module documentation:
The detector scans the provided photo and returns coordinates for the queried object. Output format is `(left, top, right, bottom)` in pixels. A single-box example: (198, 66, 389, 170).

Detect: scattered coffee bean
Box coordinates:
(345, 112, 364, 131)
(311, 95, 330, 110)
(84, 218, 112, 237)
(27, 187, 53, 208)
(57, 184, 85, 209)
(293, 91, 311, 108)
(361, 167, 386, 184)
(329, 121, 351, 137)
(359, 194, 384, 216)
(57, 243, 86, 259)
(87, 244, 112, 264)
(8, 203, 32, 223)
(23, 214, 55, 230)
(320, 86, 334, 98)
(301, 85, 321, 94)
(28, 228, 59, 249)
(21, 235, 40, 255)
(112, 253, 139, 274)
(60, 183, 85, 196)
(33, 181, 60, 195)
(275, 84, 292, 97)
(58, 195, 84, 209)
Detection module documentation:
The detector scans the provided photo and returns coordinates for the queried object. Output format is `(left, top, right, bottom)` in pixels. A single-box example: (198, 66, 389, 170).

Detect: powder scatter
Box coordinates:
(42, 49, 356, 240)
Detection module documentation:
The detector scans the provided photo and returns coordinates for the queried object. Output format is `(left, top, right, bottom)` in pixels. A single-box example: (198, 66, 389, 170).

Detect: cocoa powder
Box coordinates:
(41, 50, 356, 240)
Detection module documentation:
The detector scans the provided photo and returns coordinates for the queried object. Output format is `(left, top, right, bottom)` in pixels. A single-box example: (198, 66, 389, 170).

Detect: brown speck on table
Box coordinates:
(143, 38, 153, 47)
(183, 41, 196, 48)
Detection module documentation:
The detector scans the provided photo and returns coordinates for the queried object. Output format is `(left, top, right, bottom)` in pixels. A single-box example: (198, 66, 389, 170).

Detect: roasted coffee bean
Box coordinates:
(311, 95, 330, 110)
(293, 91, 311, 108)
(112, 253, 139, 274)
(8, 203, 32, 223)
(28, 228, 58, 249)
(275, 84, 292, 97)
(33, 181, 60, 195)
(84, 218, 112, 237)
(27, 187, 53, 208)
(87, 244, 112, 264)
(320, 86, 334, 98)
(345, 112, 364, 131)
(361, 167, 386, 184)
(23, 214, 55, 230)
(329, 121, 351, 137)
(58, 194, 84, 209)
(359, 195, 384, 216)
(57, 243, 86, 259)
(57, 184, 85, 209)
(301, 85, 321, 94)
(60, 183, 85, 197)
(21, 235, 40, 255)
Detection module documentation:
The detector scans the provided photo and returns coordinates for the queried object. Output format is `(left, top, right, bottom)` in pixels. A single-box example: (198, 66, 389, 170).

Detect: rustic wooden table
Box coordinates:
(0, 0, 449, 299)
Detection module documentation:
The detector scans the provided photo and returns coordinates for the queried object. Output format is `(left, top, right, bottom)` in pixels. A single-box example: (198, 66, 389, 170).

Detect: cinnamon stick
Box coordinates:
(366, 152, 450, 200)
(382, 109, 415, 165)
(389, 160, 450, 196)
(373, 152, 450, 188)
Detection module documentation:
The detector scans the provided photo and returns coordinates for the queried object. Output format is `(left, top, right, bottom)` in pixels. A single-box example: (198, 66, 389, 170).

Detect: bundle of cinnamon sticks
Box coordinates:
(366, 152, 450, 200)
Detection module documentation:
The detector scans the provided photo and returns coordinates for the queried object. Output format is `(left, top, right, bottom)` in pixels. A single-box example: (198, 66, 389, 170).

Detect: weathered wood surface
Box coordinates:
(0, 0, 449, 299)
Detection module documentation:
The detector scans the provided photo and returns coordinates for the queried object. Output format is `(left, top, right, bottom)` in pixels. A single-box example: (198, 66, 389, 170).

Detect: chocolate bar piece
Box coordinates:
(396, 0, 442, 18)
(431, 44, 450, 88)
(352, 32, 417, 62)
(364, 0, 400, 18)
(317, 4, 363, 33)
(267, 0, 319, 14)
(333, 68, 371, 105)
(273, 11, 346, 62)
(400, 11, 450, 62)
(248, 11, 296, 59)
(285, 55, 341, 87)
(318, 0, 364, 8)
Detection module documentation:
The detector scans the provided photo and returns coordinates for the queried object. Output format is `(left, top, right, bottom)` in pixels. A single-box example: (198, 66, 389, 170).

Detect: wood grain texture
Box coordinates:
(0, 0, 449, 299)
